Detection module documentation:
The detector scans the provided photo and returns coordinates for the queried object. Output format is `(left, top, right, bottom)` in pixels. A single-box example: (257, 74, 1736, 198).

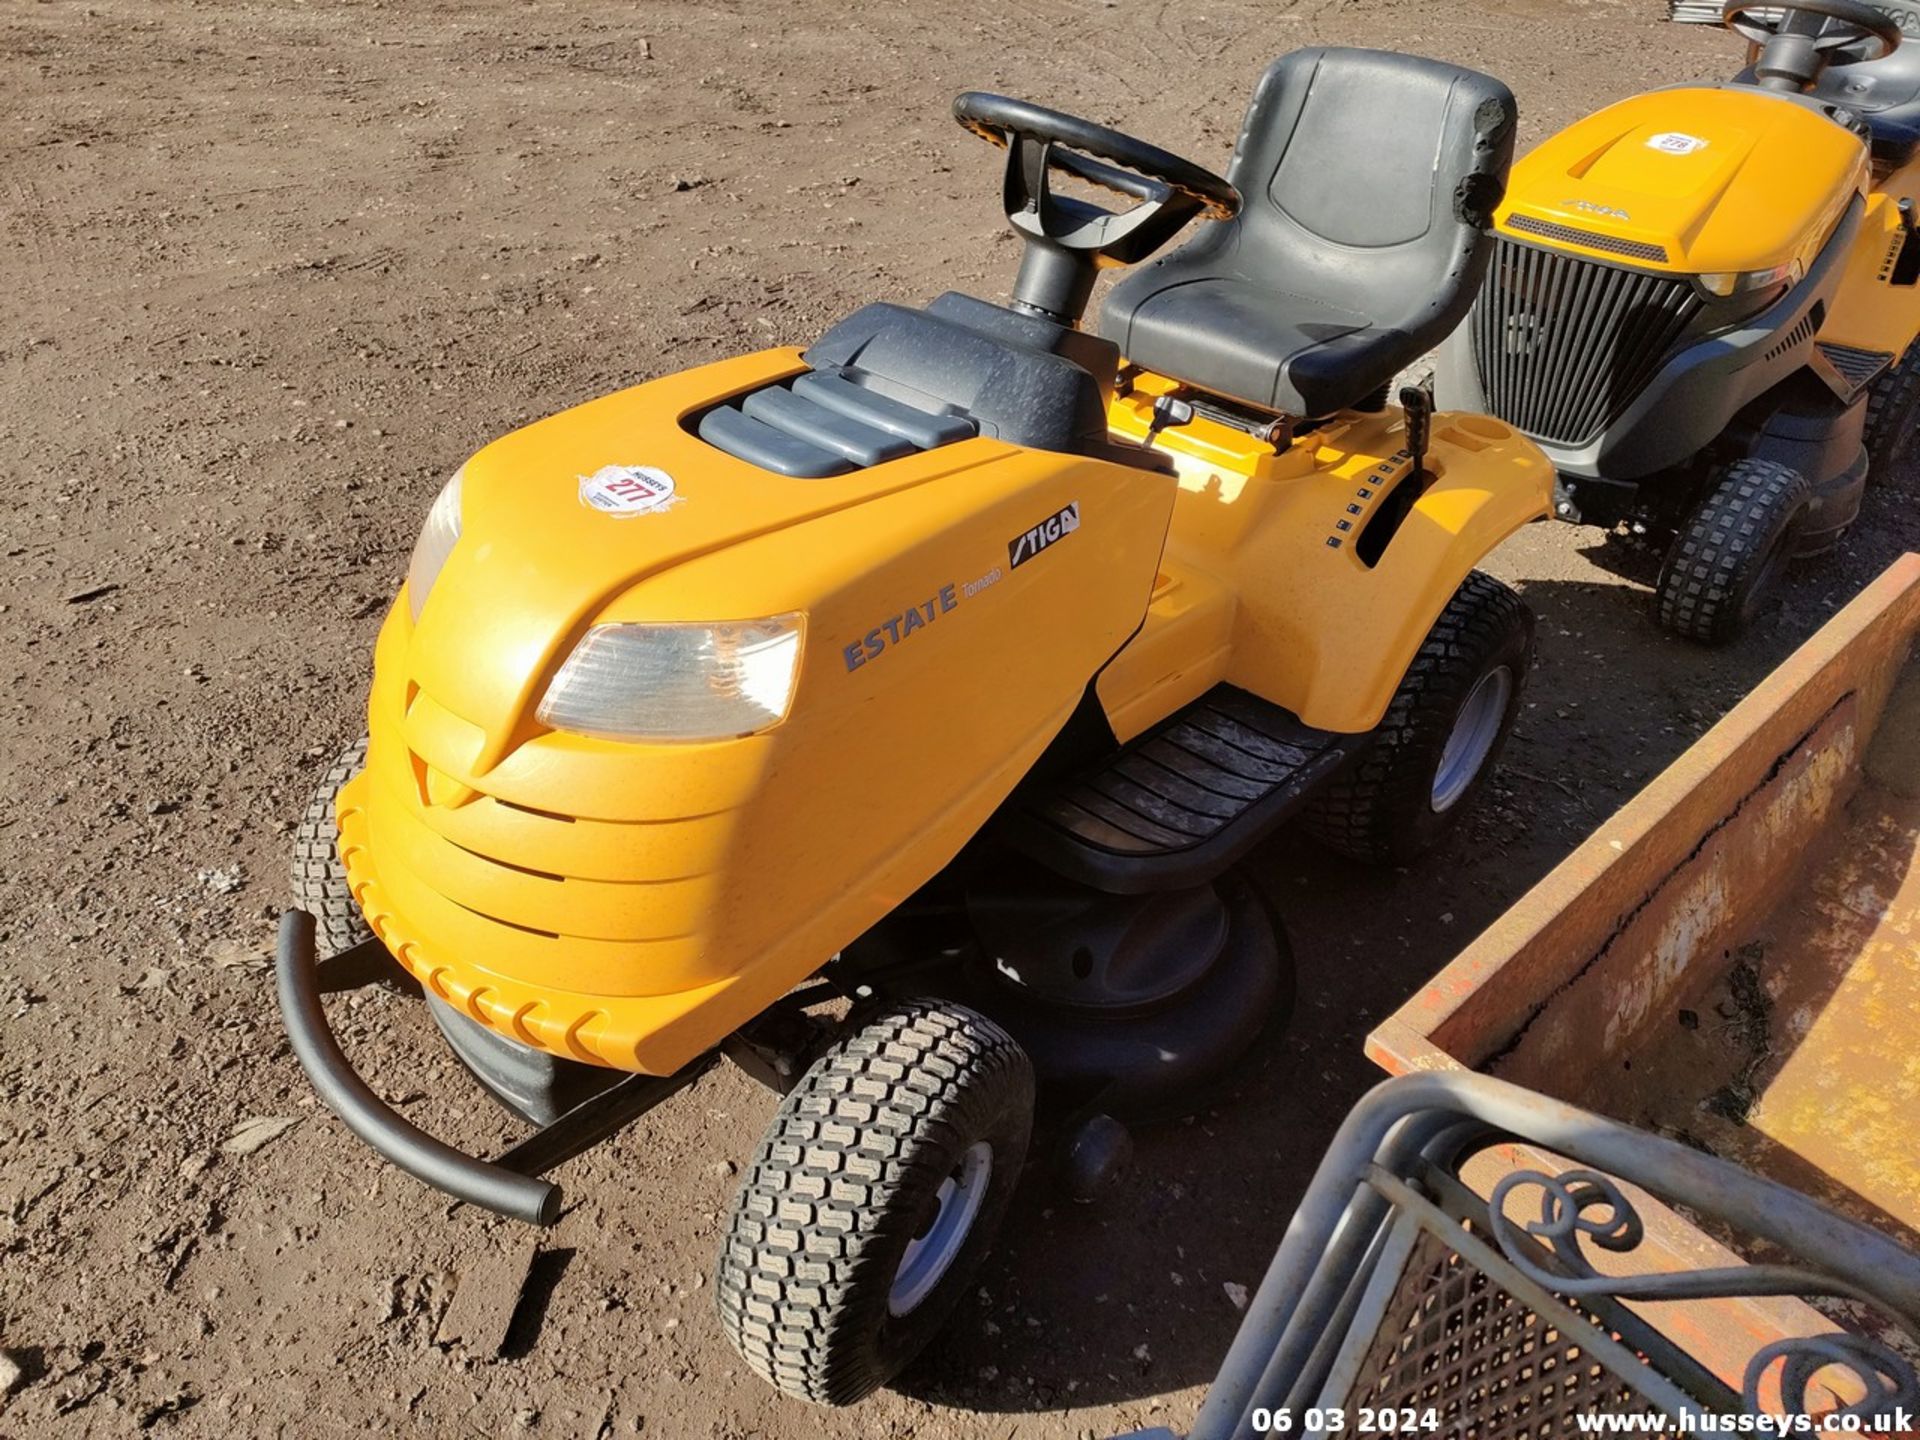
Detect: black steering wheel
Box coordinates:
(1724, 0, 1902, 87)
(953, 92, 1239, 324)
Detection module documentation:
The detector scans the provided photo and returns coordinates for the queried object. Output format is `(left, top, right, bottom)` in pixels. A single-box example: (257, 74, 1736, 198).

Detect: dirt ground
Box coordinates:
(5, 0, 1919, 1436)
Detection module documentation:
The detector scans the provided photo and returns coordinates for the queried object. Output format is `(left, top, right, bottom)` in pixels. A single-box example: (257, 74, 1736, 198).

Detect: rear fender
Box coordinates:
(1821, 150, 1920, 357)
(1100, 395, 1552, 738)
(1237, 415, 1551, 733)
(1213, 414, 1559, 733)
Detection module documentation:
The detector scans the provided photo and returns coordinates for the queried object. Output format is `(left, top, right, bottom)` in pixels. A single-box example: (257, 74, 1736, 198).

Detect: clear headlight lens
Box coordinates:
(406, 468, 464, 624)
(536, 616, 804, 742)
(1697, 261, 1799, 298)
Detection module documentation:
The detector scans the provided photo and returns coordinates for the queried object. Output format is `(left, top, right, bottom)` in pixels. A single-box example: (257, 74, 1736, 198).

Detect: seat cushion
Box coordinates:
(1113, 272, 1376, 415)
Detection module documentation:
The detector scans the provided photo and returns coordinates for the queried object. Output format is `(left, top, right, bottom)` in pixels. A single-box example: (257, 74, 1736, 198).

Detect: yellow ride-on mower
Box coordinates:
(1437, 0, 1920, 643)
(278, 47, 1552, 1405)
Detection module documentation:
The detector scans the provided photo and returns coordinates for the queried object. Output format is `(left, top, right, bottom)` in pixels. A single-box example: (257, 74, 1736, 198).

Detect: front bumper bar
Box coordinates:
(275, 910, 563, 1224)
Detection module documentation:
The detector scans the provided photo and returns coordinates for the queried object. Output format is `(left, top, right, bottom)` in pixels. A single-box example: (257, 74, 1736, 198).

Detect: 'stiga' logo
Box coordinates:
(1009, 501, 1080, 569)
(1564, 198, 1631, 222)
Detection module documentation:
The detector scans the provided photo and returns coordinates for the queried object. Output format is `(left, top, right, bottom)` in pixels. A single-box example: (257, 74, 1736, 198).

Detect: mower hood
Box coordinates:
(340, 344, 1179, 1071)
(1499, 85, 1867, 276)
(407, 349, 1006, 770)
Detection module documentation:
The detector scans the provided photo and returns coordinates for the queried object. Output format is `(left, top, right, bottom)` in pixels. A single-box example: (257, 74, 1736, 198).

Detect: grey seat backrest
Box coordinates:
(1101, 48, 1517, 417)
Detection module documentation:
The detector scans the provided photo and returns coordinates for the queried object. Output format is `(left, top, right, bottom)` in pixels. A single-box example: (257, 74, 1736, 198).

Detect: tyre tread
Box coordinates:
(289, 737, 373, 957)
(1864, 337, 1920, 478)
(1655, 457, 1810, 645)
(715, 1001, 1032, 1405)
(1304, 571, 1530, 865)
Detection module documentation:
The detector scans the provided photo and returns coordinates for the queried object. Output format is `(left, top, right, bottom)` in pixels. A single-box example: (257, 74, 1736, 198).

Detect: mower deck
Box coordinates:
(1002, 684, 1364, 893)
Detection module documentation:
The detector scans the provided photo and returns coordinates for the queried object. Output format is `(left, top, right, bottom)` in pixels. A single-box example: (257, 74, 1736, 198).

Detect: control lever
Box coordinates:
(1895, 198, 1920, 286)
(1400, 378, 1435, 482)
(1146, 394, 1195, 439)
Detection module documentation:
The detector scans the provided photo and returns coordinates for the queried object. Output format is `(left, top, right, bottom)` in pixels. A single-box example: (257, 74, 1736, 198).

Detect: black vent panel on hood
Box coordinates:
(696, 365, 978, 479)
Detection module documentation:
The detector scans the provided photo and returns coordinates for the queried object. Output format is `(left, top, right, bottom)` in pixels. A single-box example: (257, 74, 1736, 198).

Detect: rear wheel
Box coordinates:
(290, 738, 373, 958)
(1306, 571, 1532, 865)
(1864, 338, 1920, 479)
(715, 1000, 1034, 1405)
(1655, 457, 1811, 645)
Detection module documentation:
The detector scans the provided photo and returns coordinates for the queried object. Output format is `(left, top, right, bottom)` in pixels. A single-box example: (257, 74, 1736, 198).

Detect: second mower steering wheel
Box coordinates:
(953, 92, 1239, 325)
(1725, 0, 1903, 88)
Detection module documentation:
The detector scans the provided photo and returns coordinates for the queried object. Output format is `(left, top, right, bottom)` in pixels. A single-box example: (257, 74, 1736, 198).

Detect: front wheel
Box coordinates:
(1655, 457, 1811, 645)
(715, 1000, 1034, 1405)
(1305, 571, 1532, 866)
(290, 738, 374, 957)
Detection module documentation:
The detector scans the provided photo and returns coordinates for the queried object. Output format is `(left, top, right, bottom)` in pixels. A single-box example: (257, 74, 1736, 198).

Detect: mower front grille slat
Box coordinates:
(1472, 238, 1702, 447)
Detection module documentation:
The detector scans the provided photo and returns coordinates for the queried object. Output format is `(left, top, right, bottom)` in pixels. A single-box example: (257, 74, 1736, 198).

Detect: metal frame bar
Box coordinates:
(1188, 1071, 1920, 1440)
(493, 1054, 719, 1178)
(276, 910, 561, 1224)
(275, 909, 719, 1226)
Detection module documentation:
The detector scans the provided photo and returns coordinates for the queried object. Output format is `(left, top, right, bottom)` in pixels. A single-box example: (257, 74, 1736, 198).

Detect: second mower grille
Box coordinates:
(1472, 237, 1701, 448)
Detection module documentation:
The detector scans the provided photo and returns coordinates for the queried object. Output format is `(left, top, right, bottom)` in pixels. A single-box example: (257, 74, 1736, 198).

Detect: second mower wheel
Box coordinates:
(1655, 457, 1811, 645)
(290, 737, 374, 958)
(715, 999, 1034, 1406)
(1864, 337, 1920, 479)
(1305, 571, 1531, 866)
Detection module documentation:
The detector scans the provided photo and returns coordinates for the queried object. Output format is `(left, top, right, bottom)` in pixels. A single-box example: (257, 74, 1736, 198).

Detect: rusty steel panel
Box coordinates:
(1494, 697, 1860, 1092)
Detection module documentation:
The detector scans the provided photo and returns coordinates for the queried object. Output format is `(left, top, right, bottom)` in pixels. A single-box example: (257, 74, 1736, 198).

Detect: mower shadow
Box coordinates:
(1564, 526, 1668, 589)
(891, 535, 1920, 1413)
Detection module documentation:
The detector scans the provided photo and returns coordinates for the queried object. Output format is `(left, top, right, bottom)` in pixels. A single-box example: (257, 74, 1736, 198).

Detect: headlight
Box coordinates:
(406, 468, 464, 624)
(536, 616, 804, 742)
(1696, 261, 1799, 298)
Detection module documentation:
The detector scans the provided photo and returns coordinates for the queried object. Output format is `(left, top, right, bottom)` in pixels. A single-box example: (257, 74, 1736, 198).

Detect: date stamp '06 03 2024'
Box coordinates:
(1247, 1408, 1443, 1434)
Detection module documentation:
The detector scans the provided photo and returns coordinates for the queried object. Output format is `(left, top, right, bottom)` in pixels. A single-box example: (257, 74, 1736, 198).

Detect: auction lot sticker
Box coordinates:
(579, 464, 679, 517)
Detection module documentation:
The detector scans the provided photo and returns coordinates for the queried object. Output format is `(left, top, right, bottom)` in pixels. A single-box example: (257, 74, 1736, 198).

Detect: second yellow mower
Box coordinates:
(1440, 0, 1920, 642)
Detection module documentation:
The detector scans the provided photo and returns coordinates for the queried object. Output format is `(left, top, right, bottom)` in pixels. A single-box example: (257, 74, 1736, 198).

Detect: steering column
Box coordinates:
(952, 92, 1240, 327)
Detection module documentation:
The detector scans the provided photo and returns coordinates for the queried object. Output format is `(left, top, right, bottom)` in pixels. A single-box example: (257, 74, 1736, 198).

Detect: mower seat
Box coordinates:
(1767, 40, 1920, 167)
(1099, 47, 1516, 419)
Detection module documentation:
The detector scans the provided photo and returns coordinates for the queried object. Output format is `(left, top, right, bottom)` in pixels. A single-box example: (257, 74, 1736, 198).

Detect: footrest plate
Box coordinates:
(1001, 686, 1365, 893)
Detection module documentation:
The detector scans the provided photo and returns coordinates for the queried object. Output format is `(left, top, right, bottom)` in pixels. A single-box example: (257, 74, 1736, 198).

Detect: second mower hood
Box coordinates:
(1500, 85, 1867, 275)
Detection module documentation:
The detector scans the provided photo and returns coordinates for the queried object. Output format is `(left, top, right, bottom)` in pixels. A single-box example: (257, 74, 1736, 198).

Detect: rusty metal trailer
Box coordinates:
(1126, 556, 1920, 1440)
(1367, 552, 1920, 1410)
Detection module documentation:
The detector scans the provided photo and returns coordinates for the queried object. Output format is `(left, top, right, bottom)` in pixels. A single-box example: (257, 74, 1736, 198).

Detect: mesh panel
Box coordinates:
(1506, 215, 1671, 263)
(1343, 1224, 1676, 1440)
(1473, 238, 1702, 447)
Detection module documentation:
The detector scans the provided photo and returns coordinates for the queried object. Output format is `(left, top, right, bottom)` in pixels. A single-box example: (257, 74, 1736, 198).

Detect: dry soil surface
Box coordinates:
(4, 1, 1918, 1437)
